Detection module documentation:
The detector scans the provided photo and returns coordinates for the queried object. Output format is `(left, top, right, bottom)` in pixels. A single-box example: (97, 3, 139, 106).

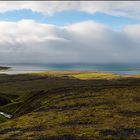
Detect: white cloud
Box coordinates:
(0, 1, 140, 19)
(0, 20, 140, 63)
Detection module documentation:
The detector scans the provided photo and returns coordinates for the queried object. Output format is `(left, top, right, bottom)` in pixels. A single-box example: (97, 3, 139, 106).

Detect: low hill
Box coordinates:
(0, 71, 139, 139)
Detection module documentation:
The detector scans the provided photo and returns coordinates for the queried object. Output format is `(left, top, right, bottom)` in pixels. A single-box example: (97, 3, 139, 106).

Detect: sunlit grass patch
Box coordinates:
(72, 72, 120, 79)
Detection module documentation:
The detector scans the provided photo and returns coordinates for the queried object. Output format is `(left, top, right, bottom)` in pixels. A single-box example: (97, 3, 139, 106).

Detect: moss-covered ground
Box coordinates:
(0, 71, 139, 139)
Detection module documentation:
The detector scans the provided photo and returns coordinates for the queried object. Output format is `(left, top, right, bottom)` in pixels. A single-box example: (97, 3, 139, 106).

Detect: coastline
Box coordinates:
(1, 63, 140, 75)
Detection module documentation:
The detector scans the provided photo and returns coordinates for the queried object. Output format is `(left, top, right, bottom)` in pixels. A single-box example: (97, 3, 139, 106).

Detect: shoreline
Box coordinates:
(0, 69, 140, 80)
(0, 65, 140, 76)
(0, 69, 139, 76)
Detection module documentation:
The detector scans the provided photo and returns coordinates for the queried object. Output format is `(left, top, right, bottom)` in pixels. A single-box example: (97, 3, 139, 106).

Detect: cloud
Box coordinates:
(0, 1, 140, 19)
(0, 20, 140, 63)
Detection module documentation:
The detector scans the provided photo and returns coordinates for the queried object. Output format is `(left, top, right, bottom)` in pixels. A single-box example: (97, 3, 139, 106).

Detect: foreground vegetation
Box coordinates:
(0, 71, 139, 139)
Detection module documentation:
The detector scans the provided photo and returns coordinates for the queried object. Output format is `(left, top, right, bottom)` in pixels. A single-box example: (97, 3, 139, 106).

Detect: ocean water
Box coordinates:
(0, 63, 140, 75)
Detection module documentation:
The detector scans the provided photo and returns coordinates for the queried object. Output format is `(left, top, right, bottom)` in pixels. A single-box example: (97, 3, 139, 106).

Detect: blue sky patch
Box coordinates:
(0, 9, 140, 30)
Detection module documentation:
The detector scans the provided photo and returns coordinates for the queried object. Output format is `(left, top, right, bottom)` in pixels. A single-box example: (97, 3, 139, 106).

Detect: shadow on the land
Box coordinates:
(12, 75, 140, 117)
(119, 111, 140, 117)
(0, 125, 47, 135)
(100, 127, 140, 138)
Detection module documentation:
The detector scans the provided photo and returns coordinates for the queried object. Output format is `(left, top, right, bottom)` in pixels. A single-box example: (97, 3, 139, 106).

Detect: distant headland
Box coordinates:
(0, 66, 11, 70)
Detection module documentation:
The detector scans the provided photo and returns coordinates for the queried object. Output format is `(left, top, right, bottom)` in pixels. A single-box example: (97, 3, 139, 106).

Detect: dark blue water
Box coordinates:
(1, 63, 140, 75)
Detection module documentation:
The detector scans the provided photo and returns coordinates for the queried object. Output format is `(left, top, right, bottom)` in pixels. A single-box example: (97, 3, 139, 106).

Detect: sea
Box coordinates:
(0, 63, 140, 75)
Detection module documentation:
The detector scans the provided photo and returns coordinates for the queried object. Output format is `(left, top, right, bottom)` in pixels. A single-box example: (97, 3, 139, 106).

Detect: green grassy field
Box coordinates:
(0, 71, 139, 139)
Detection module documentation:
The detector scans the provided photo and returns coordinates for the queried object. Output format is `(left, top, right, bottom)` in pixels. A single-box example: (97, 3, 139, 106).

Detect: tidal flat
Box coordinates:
(0, 71, 139, 139)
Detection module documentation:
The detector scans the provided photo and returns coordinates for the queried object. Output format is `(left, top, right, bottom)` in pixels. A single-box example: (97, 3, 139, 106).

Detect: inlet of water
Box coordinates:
(0, 112, 12, 119)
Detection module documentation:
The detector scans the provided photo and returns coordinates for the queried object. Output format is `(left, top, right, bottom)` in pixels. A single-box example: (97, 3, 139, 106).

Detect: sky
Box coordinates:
(1, 1, 140, 63)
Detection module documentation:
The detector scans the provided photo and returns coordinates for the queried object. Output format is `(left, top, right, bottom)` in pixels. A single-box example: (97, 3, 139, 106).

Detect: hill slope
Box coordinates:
(0, 72, 140, 139)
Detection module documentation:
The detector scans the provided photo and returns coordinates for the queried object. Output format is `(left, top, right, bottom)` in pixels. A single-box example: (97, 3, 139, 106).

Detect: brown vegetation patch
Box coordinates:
(100, 127, 140, 138)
